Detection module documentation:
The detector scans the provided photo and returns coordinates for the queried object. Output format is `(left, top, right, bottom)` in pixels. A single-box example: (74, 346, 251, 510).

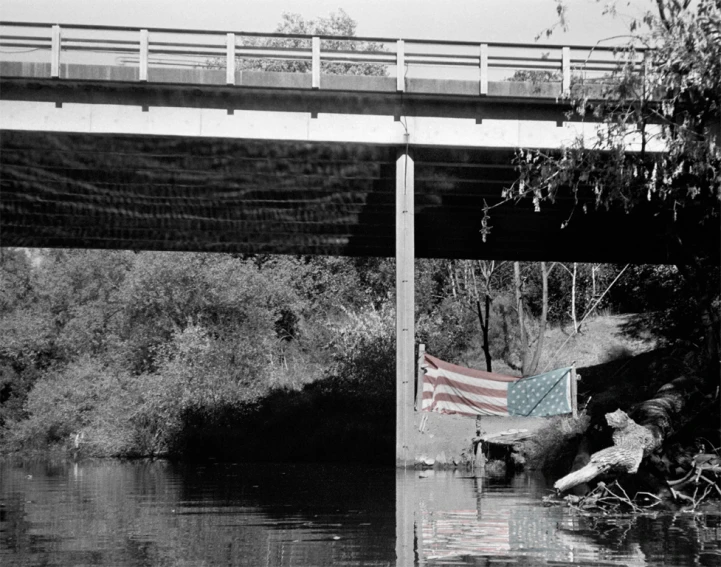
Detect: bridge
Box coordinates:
(1, 21, 674, 261)
(0, 21, 715, 469)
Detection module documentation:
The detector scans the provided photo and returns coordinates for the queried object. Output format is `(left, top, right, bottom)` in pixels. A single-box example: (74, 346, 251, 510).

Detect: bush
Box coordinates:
(515, 412, 590, 472)
(5, 358, 137, 454)
(130, 323, 270, 455)
(327, 304, 395, 396)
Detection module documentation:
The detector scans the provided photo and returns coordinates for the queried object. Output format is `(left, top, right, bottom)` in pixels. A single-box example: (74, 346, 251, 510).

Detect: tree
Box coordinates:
(210, 10, 386, 77)
(473, 261, 502, 372)
(498, 0, 720, 384)
(514, 261, 553, 376)
(522, 0, 721, 498)
(559, 263, 580, 333)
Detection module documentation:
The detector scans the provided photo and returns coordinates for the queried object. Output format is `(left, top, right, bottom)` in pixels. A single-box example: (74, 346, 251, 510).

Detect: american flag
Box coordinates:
(421, 354, 574, 417)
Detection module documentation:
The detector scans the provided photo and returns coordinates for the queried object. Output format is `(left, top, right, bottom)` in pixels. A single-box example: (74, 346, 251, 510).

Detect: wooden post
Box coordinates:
(415, 343, 426, 410)
(570, 365, 578, 418)
(312, 36, 320, 89)
(396, 40, 405, 92)
(139, 29, 149, 82)
(562, 46, 570, 97)
(226, 33, 236, 85)
(50, 25, 61, 78)
(396, 147, 414, 468)
(479, 43, 488, 95)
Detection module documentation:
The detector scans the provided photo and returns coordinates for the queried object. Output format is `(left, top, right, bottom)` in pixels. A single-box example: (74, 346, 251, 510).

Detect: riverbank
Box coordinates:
(2, 314, 672, 470)
(412, 314, 660, 471)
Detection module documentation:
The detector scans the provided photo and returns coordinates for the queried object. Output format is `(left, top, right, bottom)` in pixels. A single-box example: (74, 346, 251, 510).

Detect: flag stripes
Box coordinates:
(421, 353, 517, 416)
(421, 353, 574, 418)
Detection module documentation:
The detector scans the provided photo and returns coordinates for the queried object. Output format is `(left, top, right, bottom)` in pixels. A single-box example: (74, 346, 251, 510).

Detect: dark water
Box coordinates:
(1, 459, 720, 566)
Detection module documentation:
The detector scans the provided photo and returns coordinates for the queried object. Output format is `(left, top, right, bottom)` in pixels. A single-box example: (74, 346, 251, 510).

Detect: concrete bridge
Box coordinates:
(0, 22, 714, 470)
(1, 22, 685, 262)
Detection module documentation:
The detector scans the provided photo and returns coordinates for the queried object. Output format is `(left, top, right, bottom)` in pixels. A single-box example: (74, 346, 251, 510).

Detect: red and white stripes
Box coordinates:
(421, 354, 519, 417)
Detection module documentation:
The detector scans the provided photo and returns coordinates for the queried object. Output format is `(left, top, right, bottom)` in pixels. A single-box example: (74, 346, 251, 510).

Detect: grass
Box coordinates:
(462, 314, 656, 378)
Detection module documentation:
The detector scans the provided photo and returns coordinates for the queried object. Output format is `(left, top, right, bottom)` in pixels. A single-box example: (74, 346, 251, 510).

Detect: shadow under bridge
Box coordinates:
(0, 130, 697, 264)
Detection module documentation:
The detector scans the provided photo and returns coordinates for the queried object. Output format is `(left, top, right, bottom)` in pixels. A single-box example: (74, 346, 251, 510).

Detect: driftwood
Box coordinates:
(480, 428, 533, 446)
(554, 375, 701, 493)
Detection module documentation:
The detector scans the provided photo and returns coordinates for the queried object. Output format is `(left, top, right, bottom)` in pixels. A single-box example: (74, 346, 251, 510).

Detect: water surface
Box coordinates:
(1, 459, 719, 566)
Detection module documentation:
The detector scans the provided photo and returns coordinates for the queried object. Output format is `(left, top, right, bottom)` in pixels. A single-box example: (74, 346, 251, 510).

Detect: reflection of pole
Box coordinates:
(395, 469, 416, 566)
(396, 148, 415, 468)
(474, 474, 484, 520)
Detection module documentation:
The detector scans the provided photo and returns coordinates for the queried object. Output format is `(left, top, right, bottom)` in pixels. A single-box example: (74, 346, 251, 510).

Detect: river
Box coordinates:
(1, 458, 720, 566)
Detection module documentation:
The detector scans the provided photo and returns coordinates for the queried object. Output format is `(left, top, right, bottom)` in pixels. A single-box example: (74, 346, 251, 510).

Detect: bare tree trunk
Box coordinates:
(470, 262, 480, 303)
(571, 263, 577, 330)
(448, 261, 457, 298)
(476, 296, 493, 372)
(514, 262, 530, 373)
(462, 260, 470, 298)
(474, 260, 496, 373)
(591, 264, 599, 298)
(527, 262, 549, 376)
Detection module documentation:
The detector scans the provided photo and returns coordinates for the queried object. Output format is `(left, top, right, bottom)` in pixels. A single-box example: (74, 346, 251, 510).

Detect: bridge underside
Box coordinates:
(1, 129, 712, 264)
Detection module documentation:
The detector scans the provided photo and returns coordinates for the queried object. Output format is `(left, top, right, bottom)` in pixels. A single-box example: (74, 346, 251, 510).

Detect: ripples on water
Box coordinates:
(1, 458, 720, 566)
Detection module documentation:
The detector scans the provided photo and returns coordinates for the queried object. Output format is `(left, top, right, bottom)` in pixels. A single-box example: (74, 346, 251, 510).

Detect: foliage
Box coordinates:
(328, 303, 395, 391)
(515, 411, 590, 471)
(5, 358, 137, 454)
(507, 0, 720, 248)
(209, 10, 387, 77)
(488, 0, 721, 381)
(495, 0, 720, 250)
(507, 69, 561, 83)
(617, 264, 720, 351)
(0, 244, 696, 459)
(0, 248, 401, 456)
(120, 252, 282, 374)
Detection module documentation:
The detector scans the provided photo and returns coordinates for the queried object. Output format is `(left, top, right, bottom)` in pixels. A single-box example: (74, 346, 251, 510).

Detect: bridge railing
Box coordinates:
(0, 21, 646, 97)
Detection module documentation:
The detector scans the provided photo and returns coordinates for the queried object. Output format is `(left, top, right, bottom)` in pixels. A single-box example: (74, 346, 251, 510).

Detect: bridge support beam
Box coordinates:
(396, 147, 415, 468)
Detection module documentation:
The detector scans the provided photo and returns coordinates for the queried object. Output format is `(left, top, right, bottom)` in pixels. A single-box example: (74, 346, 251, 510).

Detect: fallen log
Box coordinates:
(554, 375, 704, 493)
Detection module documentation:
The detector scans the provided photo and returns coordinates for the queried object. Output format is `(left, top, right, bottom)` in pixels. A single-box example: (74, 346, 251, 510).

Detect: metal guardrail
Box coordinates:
(0, 21, 646, 96)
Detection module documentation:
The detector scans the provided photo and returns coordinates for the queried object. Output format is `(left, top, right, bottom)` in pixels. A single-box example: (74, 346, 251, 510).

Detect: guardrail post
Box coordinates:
(396, 40, 405, 92)
(479, 43, 488, 95)
(139, 29, 149, 82)
(562, 46, 570, 97)
(51, 25, 61, 78)
(312, 36, 320, 89)
(226, 33, 236, 85)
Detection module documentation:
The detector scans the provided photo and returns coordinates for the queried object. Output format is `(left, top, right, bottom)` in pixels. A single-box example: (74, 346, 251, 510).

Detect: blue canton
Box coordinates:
(507, 367, 573, 417)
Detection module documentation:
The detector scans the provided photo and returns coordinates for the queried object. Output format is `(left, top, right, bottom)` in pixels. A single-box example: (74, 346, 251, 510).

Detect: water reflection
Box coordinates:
(406, 469, 721, 566)
(1, 459, 395, 566)
(1, 459, 720, 566)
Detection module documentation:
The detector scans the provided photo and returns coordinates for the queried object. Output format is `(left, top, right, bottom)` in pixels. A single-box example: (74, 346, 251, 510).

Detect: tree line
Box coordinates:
(0, 247, 696, 457)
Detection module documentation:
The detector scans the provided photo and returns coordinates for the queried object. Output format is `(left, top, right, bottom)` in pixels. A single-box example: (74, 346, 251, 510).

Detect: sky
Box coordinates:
(2, 0, 654, 46)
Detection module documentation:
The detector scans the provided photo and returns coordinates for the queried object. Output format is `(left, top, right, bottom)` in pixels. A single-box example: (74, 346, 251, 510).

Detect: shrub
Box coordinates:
(5, 358, 137, 454)
(327, 304, 395, 397)
(515, 411, 590, 472)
